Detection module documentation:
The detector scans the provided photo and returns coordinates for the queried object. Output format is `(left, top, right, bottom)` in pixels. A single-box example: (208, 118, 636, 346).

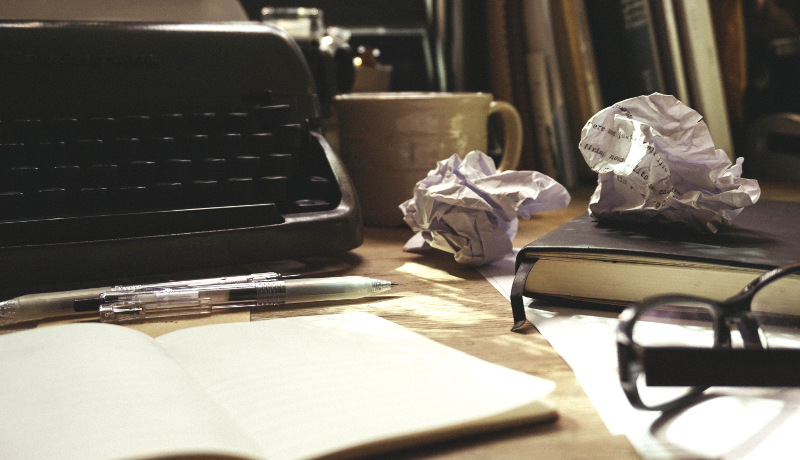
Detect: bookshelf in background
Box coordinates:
(549, 0, 603, 182)
(507, 0, 551, 177)
(710, 0, 748, 152)
(740, 0, 800, 181)
(486, 0, 581, 187)
(556, 0, 735, 160)
(486, 0, 546, 177)
(454, 1, 788, 182)
(584, 0, 665, 106)
(241, 1, 798, 183)
(649, 0, 690, 105)
(523, 0, 579, 188)
(672, 0, 735, 159)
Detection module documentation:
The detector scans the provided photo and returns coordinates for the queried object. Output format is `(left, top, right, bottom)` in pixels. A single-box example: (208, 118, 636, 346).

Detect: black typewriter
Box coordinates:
(0, 21, 362, 295)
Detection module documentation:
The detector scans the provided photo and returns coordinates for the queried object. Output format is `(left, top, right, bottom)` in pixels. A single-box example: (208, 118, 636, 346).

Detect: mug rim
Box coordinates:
(333, 91, 491, 101)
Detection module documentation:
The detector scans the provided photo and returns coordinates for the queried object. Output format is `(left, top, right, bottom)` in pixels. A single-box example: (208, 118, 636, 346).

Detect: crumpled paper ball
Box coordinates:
(399, 150, 570, 266)
(580, 93, 761, 233)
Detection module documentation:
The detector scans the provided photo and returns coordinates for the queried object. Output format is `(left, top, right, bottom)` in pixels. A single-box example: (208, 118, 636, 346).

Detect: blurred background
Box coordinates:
(239, 0, 799, 186)
(4, 0, 799, 185)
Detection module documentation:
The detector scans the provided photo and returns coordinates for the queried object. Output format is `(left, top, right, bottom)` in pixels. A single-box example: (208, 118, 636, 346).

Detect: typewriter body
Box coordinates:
(0, 21, 362, 296)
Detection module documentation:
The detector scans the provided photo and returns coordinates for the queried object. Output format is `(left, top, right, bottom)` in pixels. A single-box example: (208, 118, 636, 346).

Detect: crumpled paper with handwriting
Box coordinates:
(580, 93, 760, 233)
(400, 150, 570, 266)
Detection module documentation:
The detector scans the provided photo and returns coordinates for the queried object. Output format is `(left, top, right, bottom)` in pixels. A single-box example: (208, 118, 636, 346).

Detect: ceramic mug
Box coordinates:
(332, 92, 522, 227)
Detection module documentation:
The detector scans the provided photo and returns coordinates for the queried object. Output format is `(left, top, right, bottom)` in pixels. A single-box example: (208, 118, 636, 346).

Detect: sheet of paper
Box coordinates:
(0, 323, 262, 460)
(156, 312, 556, 460)
(579, 93, 760, 233)
(401, 150, 570, 266)
(480, 253, 800, 459)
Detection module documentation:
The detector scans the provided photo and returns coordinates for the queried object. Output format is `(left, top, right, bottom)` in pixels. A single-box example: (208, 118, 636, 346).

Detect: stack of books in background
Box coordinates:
(483, 0, 799, 186)
(237, 1, 798, 186)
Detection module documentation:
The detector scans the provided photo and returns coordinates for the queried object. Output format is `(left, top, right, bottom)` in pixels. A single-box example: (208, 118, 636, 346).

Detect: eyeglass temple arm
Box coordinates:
(642, 347, 800, 387)
(726, 262, 800, 307)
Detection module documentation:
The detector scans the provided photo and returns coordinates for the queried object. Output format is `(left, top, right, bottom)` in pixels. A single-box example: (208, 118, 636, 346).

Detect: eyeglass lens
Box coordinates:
(630, 270, 800, 409)
(751, 270, 800, 349)
(631, 301, 717, 409)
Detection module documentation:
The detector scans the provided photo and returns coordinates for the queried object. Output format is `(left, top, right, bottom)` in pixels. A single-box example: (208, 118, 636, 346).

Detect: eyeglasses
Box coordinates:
(617, 262, 800, 412)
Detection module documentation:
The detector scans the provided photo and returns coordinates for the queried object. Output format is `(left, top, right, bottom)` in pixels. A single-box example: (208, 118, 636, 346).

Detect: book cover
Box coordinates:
(585, 0, 665, 106)
(521, 0, 562, 184)
(672, 0, 735, 159)
(649, 0, 691, 104)
(709, 0, 748, 148)
(486, 0, 546, 174)
(510, 200, 800, 330)
(550, 0, 604, 182)
(521, 0, 579, 188)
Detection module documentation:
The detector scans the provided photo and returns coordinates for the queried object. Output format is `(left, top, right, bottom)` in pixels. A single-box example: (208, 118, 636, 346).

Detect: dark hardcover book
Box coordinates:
(585, 0, 665, 106)
(510, 200, 800, 330)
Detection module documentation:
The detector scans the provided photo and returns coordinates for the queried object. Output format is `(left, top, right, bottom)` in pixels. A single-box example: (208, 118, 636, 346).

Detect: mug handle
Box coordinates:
(488, 100, 523, 171)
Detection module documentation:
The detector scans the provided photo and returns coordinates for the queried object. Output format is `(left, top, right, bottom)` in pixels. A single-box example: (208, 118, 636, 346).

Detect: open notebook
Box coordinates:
(0, 312, 556, 459)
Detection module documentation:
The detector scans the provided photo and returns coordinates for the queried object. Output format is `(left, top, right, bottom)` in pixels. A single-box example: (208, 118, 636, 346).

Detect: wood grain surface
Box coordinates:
(250, 184, 640, 459)
(14, 182, 797, 458)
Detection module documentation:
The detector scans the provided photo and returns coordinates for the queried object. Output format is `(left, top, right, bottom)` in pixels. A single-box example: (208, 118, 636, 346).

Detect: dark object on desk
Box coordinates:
(0, 21, 362, 296)
(510, 200, 800, 331)
(641, 347, 800, 387)
(617, 262, 800, 411)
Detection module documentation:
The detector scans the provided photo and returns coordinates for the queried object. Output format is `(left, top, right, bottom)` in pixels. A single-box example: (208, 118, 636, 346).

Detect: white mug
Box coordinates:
(333, 92, 522, 227)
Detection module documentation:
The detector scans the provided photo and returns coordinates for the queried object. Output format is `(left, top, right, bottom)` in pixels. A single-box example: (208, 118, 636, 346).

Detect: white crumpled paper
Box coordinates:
(400, 150, 570, 266)
(579, 93, 760, 233)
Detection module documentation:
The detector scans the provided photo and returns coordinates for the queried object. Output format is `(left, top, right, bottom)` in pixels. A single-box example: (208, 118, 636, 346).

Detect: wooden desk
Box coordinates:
(255, 181, 800, 459)
(11, 182, 796, 459)
(250, 184, 640, 459)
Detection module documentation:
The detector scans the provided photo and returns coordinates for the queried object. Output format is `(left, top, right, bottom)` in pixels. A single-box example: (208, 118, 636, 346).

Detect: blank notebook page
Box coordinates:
(156, 312, 557, 460)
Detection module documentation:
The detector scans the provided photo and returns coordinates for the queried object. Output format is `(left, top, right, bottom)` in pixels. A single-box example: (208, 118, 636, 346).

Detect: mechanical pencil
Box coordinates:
(0, 272, 284, 324)
(0, 274, 394, 324)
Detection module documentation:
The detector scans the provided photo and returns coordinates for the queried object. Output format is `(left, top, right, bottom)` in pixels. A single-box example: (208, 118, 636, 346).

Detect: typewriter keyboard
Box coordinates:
(0, 105, 342, 244)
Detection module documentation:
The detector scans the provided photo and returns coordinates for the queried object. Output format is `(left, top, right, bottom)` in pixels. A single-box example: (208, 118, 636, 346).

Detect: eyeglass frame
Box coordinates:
(617, 262, 800, 412)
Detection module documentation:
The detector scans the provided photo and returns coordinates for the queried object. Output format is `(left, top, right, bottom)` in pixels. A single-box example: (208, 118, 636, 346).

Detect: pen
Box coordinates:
(0, 272, 284, 324)
(96, 276, 395, 322)
(0, 274, 394, 324)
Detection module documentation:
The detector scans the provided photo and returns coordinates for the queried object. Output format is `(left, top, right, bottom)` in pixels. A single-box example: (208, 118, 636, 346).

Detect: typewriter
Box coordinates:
(0, 21, 362, 296)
